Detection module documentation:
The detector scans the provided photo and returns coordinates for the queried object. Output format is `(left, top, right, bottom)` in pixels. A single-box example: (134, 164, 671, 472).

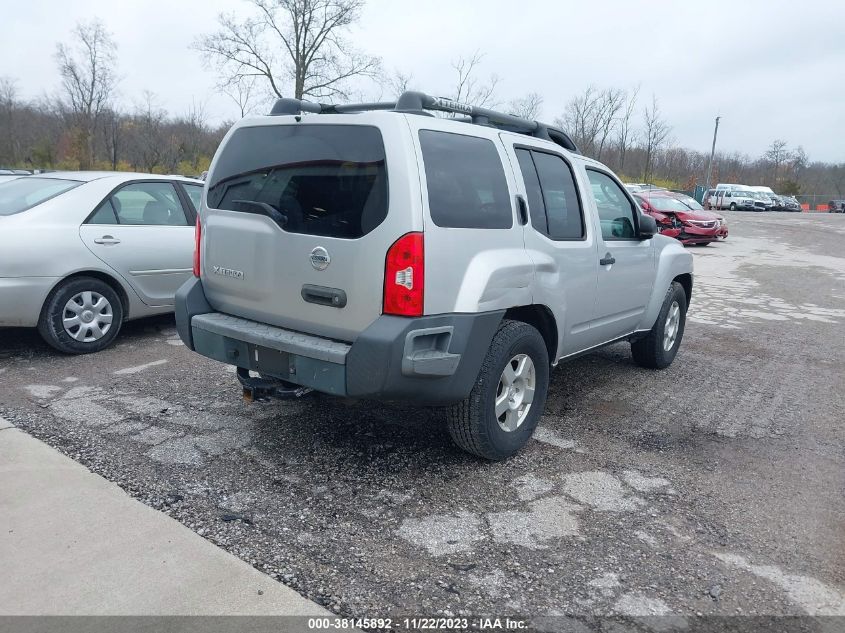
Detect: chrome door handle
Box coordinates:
(93, 235, 121, 245)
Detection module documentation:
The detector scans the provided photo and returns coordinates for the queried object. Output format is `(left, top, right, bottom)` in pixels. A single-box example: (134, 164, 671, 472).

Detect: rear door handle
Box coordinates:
(93, 235, 121, 245)
(301, 284, 347, 308)
(600, 253, 615, 266)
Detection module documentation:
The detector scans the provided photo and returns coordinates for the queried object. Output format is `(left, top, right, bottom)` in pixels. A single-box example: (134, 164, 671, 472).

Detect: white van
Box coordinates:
(707, 187, 758, 211)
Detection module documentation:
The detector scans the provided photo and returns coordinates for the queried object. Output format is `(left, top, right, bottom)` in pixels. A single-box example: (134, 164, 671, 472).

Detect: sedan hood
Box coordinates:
(665, 210, 720, 222)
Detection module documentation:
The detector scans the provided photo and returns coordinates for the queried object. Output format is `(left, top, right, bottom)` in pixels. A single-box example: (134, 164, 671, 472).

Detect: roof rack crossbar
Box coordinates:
(268, 91, 578, 152)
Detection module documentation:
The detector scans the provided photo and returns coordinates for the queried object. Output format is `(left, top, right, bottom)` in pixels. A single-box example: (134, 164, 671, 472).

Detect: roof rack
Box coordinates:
(268, 90, 578, 153)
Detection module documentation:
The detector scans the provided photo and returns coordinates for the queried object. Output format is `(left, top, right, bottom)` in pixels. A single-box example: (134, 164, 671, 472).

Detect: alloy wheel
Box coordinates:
(663, 301, 681, 351)
(495, 354, 536, 432)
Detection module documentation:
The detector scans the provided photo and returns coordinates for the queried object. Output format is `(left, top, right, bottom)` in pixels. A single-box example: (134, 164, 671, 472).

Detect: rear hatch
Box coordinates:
(200, 115, 419, 342)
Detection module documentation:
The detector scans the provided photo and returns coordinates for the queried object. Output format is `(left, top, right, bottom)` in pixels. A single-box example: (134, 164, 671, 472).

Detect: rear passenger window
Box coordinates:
(531, 152, 584, 239)
(419, 130, 512, 229)
(110, 182, 189, 226)
(514, 149, 584, 239)
(88, 182, 189, 226)
(515, 149, 547, 234)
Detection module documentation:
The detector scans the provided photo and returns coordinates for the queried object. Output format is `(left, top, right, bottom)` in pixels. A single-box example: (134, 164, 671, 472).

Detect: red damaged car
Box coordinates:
(634, 191, 725, 245)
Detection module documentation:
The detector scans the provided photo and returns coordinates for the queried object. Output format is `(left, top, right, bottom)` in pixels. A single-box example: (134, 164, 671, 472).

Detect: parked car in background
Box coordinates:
(829, 200, 845, 213)
(624, 183, 666, 193)
(779, 196, 801, 212)
(667, 191, 728, 239)
(0, 172, 204, 354)
(708, 188, 758, 211)
(634, 191, 721, 245)
(749, 191, 773, 211)
(749, 186, 780, 210)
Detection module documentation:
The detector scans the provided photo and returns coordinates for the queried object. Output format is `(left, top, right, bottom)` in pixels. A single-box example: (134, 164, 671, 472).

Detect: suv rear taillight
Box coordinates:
(383, 232, 424, 317)
(193, 216, 201, 277)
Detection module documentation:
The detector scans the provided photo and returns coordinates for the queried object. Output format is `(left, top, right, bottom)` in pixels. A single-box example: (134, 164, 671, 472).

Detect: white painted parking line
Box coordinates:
(114, 359, 168, 375)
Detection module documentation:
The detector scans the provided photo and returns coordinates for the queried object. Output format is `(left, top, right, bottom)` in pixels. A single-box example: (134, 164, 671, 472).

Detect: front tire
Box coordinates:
(447, 320, 550, 461)
(729, 203, 737, 211)
(631, 282, 687, 369)
(38, 277, 124, 354)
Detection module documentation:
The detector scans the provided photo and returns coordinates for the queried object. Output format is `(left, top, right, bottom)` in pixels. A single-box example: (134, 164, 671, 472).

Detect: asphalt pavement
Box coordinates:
(1, 212, 843, 629)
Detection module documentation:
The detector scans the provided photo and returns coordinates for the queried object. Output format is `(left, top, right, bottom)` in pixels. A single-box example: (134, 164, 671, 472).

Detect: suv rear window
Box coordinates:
(207, 124, 387, 239)
(419, 130, 512, 229)
(0, 177, 82, 216)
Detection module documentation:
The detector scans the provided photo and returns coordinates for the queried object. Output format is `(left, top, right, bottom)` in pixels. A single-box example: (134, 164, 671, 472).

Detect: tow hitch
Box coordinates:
(236, 367, 314, 402)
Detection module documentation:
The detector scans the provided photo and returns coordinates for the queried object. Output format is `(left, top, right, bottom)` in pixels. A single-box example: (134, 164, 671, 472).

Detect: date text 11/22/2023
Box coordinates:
(307, 616, 528, 630)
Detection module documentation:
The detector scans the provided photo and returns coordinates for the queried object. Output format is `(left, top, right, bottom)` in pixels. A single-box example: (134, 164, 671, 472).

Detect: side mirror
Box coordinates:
(638, 213, 657, 238)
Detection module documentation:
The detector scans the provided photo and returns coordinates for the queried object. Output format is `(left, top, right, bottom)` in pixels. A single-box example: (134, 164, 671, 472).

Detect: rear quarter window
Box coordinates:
(419, 130, 512, 229)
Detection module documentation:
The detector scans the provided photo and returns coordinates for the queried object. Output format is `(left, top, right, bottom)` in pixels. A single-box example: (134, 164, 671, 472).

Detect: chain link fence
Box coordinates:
(795, 194, 844, 212)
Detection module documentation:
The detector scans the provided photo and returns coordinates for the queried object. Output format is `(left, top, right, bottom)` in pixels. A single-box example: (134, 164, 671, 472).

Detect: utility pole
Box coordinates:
(704, 116, 721, 191)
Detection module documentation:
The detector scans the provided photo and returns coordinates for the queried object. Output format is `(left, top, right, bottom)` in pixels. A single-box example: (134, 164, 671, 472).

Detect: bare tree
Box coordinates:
(640, 95, 671, 183)
(765, 139, 790, 182)
(0, 77, 20, 164)
(556, 86, 622, 159)
(593, 87, 624, 161)
(130, 91, 169, 173)
(179, 100, 210, 170)
(221, 75, 265, 117)
(195, 0, 380, 101)
(100, 107, 123, 170)
(388, 70, 415, 99)
(556, 86, 597, 154)
(450, 52, 499, 108)
(507, 92, 543, 120)
(55, 20, 118, 169)
(615, 85, 639, 172)
(788, 145, 808, 180)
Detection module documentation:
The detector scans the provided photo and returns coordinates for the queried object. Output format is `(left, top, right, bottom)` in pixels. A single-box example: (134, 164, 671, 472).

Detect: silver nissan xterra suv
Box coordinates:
(176, 91, 693, 461)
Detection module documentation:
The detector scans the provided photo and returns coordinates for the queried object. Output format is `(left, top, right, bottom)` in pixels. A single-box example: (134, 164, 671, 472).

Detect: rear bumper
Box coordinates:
(0, 277, 59, 327)
(176, 277, 503, 404)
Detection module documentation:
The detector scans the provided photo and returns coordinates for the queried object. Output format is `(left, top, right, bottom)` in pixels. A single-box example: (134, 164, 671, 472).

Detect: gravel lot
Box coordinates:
(2, 212, 844, 628)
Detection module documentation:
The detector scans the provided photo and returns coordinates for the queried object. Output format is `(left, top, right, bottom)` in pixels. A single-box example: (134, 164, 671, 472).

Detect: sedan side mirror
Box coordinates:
(638, 213, 658, 238)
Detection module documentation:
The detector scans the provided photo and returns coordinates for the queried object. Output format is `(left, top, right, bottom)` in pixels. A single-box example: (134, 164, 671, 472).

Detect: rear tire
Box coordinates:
(631, 282, 687, 369)
(729, 203, 737, 211)
(38, 277, 123, 354)
(447, 320, 549, 461)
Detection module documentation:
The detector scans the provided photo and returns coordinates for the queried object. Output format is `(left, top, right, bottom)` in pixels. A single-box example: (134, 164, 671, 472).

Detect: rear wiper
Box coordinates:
(232, 200, 288, 228)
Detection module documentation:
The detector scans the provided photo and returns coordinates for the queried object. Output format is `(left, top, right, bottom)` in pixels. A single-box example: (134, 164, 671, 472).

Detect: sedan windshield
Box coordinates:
(674, 195, 704, 211)
(0, 177, 82, 216)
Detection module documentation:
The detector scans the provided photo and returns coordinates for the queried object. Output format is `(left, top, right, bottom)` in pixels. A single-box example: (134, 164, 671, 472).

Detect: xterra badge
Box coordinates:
(212, 266, 244, 280)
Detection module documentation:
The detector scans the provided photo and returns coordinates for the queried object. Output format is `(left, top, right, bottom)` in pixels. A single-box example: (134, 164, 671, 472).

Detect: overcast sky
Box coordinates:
(2, 0, 844, 162)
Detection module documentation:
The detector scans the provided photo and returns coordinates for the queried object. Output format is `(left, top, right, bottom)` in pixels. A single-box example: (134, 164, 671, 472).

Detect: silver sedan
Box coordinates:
(0, 172, 204, 354)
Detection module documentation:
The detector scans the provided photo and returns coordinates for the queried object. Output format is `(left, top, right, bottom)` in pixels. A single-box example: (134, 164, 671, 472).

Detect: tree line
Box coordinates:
(1, 1, 843, 196)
